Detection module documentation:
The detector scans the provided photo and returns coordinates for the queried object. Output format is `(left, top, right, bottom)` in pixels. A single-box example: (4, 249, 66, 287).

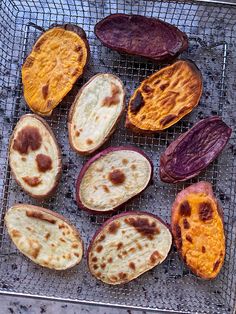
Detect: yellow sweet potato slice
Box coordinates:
(171, 181, 225, 279)
(126, 60, 202, 132)
(22, 24, 89, 116)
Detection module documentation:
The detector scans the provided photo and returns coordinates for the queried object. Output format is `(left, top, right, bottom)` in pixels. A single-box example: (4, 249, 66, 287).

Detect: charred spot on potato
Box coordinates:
(108, 221, 120, 234)
(23, 176, 41, 187)
(108, 169, 126, 185)
(131, 164, 136, 170)
(74, 253, 80, 257)
(13, 126, 42, 154)
(129, 262, 136, 270)
(24, 56, 35, 68)
(60, 238, 66, 243)
(160, 114, 177, 127)
(122, 158, 128, 165)
(199, 202, 213, 221)
(98, 234, 105, 242)
(140, 115, 146, 121)
(174, 224, 182, 248)
(108, 257, 113, 263)
(130, 91, 145, 114)
(125, 217, 160, 240)
(102, 185, 110, 193)
(96, 245, 103, 253)
(118, 272, 127, 280)
(213, 259, 221, 272)
(179, 201, 191, 217)
(142, 85, 153, 93)
(101, 263, 106, 269)
(111, 275, 118, 281)
(150, 251, 162, 264)
(21, 157, 26, 161)
(92, 256, 97, 262)
(118, 254, 122, 259)
(202, 246, 206, 253)
(42, 84, 49, 99)
(117, 242, 123, 250)
(71, 243, 79, 249)
(11, 229, 21, 237)
(159, 83, 169, 91)
(75, 131, 80, 137)
(86, 139, 93, 145)
(186, 234, 193, 243)
(45, 232, 50, 240)
(183, 218, 190, 229)
(93, 264, 98, 270)
(102, 83, 120, 106)
(26, 210, 56, 224)
(122, 250, 127, 255)
(36, 154, 52, 172)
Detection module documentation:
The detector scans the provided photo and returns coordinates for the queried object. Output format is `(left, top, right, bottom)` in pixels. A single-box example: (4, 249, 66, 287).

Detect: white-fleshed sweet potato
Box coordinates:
(68, 73, 125, 155)
(88, 211, 172, 284)
(9, 114, 62, 199)
(76, 146, 153, 213)
(5, 204, 83, 270)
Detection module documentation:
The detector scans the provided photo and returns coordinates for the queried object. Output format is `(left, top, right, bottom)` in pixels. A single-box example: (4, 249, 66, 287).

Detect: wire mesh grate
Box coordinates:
(0, 0, 236, 313)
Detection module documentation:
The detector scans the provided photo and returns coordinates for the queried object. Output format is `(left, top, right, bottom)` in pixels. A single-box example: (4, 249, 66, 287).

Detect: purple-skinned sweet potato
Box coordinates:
(160, 116, 232, 183)
(95, 14, 188, 62)
(88, 211, 172, 284)
(76, 146, 153, 214)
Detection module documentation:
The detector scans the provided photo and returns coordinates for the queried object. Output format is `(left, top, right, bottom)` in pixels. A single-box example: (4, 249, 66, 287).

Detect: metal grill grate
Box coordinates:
(0, 0, 236, 313)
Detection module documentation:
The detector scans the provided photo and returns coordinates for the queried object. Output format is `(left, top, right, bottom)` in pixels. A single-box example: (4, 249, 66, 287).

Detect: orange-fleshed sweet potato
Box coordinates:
(126, 60, 203, 132)
(22, 24, 90, 116)
(171, 181, 225, 279)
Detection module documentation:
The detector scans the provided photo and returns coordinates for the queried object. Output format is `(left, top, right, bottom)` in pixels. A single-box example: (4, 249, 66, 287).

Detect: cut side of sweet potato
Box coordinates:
(126, 60, 202, 132)
(22, 24, 90, 116)
(160, 116, 232, 183)
(68, 73, 125, 155)
(5, 204, 83, 270)
(171, 182, 225, 279)
(95, 14, 188, 62)
(88, 211, 172, 284)
(76, 146, 153, 213)
(9, 114, 62, 199)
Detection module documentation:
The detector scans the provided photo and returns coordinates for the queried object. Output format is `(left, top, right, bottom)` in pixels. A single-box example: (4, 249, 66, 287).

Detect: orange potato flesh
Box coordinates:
(127, 60, 202, 132)
(172, 187, 225, 279)
(22, 27, 88, 116)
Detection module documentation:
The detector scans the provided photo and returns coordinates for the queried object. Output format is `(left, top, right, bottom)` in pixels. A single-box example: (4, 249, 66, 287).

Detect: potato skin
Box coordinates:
(22, 24, 90, 116)
(9, 114, 62, 199)
(171, 181, 225, 279)
(68, 73, 125, 155)
(87, 211, 172, 284)
(160, 116, 232, 183)
(76, 146, 153, 214)
(95, 14, 188, 62)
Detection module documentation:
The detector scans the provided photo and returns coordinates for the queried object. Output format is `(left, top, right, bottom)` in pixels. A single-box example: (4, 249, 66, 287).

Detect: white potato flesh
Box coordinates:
(9, 115, 61, 197)
(88, 213, 172, 284)
(69, 74, 124, 153)
(78, 149, 152, 212)
(5, 204, 83, 270)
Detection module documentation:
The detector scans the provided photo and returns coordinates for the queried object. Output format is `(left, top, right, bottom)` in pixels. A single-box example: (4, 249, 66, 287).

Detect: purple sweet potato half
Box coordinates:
(76, 146, 153, 214)
(160, 116, 232, 183)
(95, 14, 188, 62)
(87, 211, 172, 284)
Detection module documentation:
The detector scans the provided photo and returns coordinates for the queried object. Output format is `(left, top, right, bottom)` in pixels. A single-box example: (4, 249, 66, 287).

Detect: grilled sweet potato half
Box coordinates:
(160, 116, 232, 183)
(171, 182, 225, 279)
(88, 211, 172, 284)
(126, 60, 203, 132)
(68, 73, 125, 155)
(9, 114, 62, 199)
(5, 204, 83, 270)
(95, 14, 188, 62)
(22, 24, 89, 116)
(76, 146, 152, 214)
